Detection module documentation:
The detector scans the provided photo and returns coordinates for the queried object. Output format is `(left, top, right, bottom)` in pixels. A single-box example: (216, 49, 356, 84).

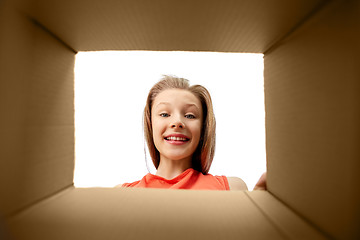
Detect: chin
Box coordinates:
(163, 152, 192, 161)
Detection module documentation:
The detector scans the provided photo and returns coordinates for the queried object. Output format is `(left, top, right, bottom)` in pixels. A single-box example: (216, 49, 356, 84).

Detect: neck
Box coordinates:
(156, 156, 192, 180)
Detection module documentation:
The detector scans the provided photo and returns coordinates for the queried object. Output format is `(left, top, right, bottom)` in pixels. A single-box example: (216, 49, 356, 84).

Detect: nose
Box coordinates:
(170, 118, 184, 129)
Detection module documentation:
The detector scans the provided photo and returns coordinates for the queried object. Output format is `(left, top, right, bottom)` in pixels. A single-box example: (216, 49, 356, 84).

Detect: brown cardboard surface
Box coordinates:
(2, 0, 359, 239)
(0, 2, 75, 217)
(25, 0, 327, 52)
(264, 0, 360, 239)
(246, 191, 326, 239)
(0, 0, 31, 218)
(7, 188, 287, 240)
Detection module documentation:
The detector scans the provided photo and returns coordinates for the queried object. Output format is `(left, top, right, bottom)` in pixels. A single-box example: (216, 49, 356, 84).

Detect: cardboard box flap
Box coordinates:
(7, 188, 327, 240)
(27, 0, 327, 53)
(264, 0, 360, 238)
(246, 191, 327, 239)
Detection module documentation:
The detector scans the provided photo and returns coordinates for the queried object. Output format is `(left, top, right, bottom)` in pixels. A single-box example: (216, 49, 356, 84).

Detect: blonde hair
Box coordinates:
(144, 75, 216, 174)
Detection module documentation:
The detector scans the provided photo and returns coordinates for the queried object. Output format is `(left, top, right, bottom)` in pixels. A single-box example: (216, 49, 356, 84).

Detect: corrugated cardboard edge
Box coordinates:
(245, 191, 328, 239)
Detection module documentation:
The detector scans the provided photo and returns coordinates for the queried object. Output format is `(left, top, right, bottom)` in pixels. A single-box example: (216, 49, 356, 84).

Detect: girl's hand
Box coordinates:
(253, 172, 267, 190)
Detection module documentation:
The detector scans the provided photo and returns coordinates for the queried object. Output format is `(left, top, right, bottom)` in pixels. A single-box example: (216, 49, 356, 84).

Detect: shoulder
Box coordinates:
(226, 177, 248, 191)
(114, 180, 141, 188)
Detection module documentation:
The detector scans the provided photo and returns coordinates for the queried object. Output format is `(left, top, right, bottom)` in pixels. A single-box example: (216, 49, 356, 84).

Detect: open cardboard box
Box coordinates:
(1, 0, 359, 239)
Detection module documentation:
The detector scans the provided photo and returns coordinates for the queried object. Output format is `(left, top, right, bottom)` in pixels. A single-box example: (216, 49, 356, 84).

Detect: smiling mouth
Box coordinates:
(164, 136, 190, 142)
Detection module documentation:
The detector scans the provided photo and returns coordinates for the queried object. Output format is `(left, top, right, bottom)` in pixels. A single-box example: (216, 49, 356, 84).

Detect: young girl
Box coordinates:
(121, 75, 266, 191)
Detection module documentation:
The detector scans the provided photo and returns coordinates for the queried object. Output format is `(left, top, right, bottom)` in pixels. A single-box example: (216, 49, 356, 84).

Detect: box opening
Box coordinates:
(74, 51, 265, 189)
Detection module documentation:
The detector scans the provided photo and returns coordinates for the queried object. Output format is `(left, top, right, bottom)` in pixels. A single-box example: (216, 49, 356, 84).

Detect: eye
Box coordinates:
(160, 113, 169, 117)
(185, 114, 196, 119)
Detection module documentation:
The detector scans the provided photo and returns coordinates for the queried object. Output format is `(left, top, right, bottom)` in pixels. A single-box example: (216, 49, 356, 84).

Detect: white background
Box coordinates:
(74, 51, 266, 190)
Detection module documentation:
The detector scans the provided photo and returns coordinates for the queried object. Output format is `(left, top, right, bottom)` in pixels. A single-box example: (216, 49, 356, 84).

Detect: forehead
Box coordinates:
(152, 89, 202, 108)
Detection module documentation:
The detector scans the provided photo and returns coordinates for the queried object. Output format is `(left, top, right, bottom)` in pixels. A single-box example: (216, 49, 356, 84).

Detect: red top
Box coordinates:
(122, 168, 230, 190)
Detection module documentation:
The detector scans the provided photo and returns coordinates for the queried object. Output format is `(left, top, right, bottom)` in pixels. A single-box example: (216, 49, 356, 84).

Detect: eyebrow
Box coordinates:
(155, 102, 200, 111)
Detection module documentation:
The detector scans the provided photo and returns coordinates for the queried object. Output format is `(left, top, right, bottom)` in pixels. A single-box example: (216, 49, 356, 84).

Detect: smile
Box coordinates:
(165, 136, 189, 141)
(164, 134, 190, 145)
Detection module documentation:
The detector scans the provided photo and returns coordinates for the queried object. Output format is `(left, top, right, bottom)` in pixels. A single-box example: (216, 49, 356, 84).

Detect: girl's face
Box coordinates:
(151, 89, 203, 163)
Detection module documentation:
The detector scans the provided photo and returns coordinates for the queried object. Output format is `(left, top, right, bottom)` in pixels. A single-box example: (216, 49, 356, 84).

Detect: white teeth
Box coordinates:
(166, 136, 187, 141)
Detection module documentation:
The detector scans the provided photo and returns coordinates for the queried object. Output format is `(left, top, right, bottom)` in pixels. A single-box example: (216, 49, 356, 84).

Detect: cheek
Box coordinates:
(151, 119, 164, 142)
(151, 126, 161, 151)
(151, 122, 158, 139)
(190, 121, 202, 141)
